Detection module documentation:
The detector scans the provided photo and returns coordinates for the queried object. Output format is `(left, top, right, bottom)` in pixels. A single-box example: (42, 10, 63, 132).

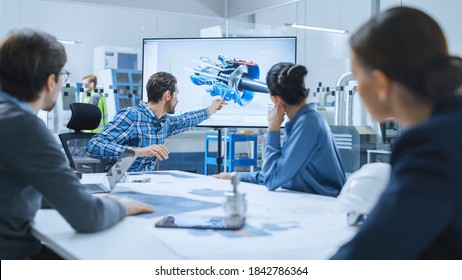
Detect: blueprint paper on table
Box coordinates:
(148, 194, 356, 259)
(114, 172, 357, 259)
(114, 191, 221, 218)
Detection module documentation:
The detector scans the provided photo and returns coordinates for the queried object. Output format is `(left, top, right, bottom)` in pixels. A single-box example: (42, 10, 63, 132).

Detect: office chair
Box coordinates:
(59, 103, 111, 173)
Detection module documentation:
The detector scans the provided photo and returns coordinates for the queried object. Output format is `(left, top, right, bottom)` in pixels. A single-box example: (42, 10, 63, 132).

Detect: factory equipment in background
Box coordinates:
(315, 82, 336, 125)
(334, 72, 355, 126)
(93, 45, 141, 74)
(45, 84, 78, 134)
(316, 72, 383, 174)
(380, 119, 401, 147)
(50, 74, 142, 134)
(98, 69, 143, 121)
(331, 125, 378, 174)
(93, 46, 143, 121)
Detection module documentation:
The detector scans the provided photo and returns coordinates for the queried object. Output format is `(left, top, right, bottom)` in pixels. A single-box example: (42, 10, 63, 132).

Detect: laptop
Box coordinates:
(81, 149, 139, 193)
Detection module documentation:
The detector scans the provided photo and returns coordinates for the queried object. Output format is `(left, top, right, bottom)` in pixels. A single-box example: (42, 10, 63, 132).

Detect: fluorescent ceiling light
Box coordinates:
(286, 23, 348, 34)
(57, 39, 82, 45)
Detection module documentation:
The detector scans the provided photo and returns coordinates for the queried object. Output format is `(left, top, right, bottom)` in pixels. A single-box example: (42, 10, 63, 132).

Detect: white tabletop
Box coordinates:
(31, 170, 356, 259)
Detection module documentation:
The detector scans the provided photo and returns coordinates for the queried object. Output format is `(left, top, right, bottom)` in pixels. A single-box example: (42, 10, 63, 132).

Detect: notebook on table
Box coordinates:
(81, 149, 139, 193)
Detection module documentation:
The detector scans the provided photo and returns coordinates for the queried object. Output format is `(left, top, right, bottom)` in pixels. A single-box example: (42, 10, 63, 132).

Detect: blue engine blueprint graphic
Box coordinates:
(190, 55, 269, 106)
(114, 191, 221, 218)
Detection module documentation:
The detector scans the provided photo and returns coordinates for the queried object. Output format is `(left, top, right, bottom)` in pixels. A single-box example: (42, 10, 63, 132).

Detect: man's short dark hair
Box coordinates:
(0, 28, 67, 102)
(146, 72, 177, 103)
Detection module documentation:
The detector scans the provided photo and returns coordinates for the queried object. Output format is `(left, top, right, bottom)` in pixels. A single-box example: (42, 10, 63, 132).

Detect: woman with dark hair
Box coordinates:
(332, 7, 462, 259)
(215, 62, 346, 196)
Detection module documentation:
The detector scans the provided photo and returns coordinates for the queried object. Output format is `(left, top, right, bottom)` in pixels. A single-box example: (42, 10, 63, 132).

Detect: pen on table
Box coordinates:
(131, 178, 151, 183)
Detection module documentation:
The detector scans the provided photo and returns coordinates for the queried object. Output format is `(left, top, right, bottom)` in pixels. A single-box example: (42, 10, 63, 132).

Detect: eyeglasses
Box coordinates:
(60, 69, 70, 84)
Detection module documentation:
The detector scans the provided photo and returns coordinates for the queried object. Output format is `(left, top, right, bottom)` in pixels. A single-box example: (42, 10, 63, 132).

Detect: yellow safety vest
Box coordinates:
(85, 91, 108, 133)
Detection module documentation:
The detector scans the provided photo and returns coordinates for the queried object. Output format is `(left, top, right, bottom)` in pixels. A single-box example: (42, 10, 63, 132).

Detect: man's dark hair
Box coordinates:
(0, 28, 67, 102)
(146, 72, 177, 103)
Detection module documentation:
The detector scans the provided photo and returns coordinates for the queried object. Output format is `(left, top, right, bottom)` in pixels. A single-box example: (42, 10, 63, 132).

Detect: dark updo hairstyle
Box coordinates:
(266, 62, 309, 105)
(350, 6, 462, 103)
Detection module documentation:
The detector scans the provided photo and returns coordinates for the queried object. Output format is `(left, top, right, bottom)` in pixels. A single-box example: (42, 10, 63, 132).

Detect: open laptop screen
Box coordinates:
(106, 149, 139, 190)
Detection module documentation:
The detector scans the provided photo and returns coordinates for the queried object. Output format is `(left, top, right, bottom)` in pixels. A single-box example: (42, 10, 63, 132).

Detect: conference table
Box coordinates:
(31, 171, 357, 260)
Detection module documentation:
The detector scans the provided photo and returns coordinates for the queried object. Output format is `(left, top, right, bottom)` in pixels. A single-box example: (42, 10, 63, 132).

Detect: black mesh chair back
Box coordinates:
(66, 102, 101, 132)
(59, 103, 110, 173)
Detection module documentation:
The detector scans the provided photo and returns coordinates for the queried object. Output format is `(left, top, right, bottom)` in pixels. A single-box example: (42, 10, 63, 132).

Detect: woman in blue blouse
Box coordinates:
(215, 63, 346, 197)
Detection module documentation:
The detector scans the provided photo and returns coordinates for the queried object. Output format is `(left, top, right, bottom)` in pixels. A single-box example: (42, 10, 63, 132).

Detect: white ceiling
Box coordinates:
(44, 0, 302, 18)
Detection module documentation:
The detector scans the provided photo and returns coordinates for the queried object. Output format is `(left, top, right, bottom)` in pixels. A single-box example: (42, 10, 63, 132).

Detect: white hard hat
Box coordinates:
(337, 162, 391, 226)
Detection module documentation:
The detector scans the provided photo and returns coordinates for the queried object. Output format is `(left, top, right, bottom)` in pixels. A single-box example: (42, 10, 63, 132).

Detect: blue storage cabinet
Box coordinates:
(108, 69, 143, 112)
(98, 68, 143, 121)
(204, 132, 258, 175)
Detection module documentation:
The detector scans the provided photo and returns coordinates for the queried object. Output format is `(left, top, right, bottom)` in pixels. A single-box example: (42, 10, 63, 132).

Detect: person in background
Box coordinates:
(331, 6, 462, 259)
(0, 29, 153, 260)
(215, 63, 346, 197)
(86, 71, 227, 172)
(82, 74, 108, 132)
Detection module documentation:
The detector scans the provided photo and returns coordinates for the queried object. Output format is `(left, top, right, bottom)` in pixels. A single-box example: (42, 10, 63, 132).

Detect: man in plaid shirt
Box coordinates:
(86, 72, 226, 172)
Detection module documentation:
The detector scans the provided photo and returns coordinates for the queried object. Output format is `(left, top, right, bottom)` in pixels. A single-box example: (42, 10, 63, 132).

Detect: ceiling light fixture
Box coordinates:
(286, 23, 348, 34)
(57, 39, 82, 45)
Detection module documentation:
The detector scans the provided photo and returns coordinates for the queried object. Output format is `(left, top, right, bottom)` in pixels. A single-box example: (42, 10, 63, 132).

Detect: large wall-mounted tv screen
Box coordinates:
(142, 37, 296, 127)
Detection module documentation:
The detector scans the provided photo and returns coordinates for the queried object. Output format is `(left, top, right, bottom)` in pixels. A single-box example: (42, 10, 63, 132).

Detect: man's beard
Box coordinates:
(167, 101, 176, 114)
